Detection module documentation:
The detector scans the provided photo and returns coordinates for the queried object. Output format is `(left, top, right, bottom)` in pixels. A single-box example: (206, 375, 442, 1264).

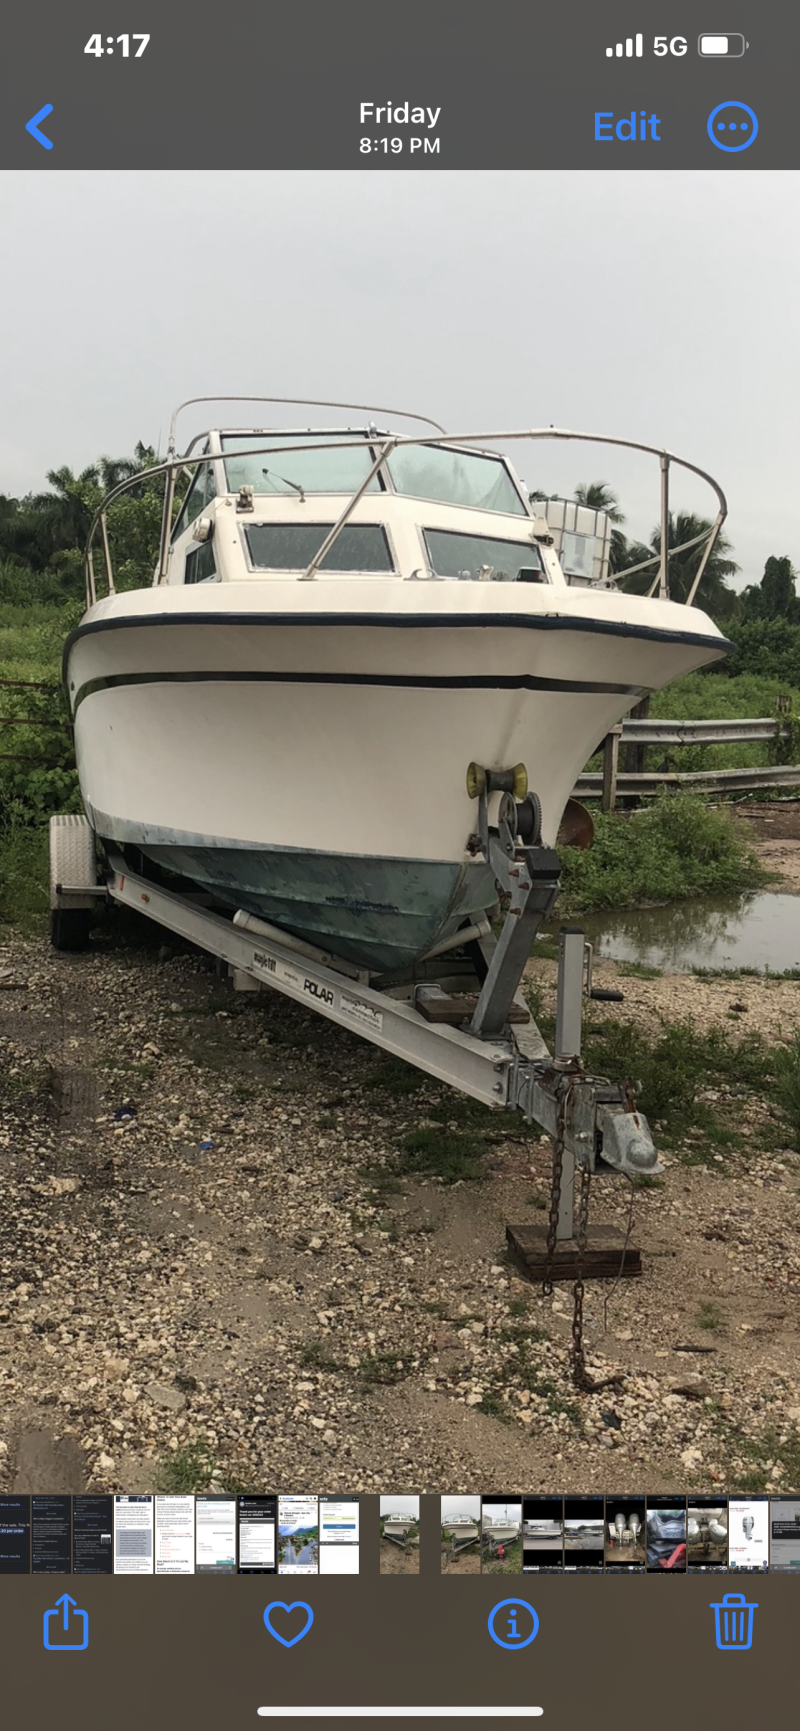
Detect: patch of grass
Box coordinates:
(532, 1375, 581, 1428)
(475, 1391, 512, 1424)
(485, 1320, 579, 1428)
(359, 1350, 409, 1390)
(709, 1415, 800, 1494)
(482, 1535, 523, 1569)
(696, 1300, 726, 1331)
(398, 1126, 486, 1184)
(499, 1321, 548, 1353)
(155, 1439, 217, 1493)
(0, 823, 50, 934)
(298, 1339, 341, 1372)
(317, 1114, 338, 1130)
(523, 981, 556, 1045)
(581, 1014, 777, 1160)
(617, 960, 663, 979)
(358, 1162, 403, 1203)
(691, 965, 763, 979)
(363, 1057, 425, 1096)
(773, 1032, 800, 1150)
(559, 792, 765, 917)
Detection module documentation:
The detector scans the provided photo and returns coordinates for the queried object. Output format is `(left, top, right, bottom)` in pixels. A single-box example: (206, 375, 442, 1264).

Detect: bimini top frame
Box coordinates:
(83, 398, 728, 611)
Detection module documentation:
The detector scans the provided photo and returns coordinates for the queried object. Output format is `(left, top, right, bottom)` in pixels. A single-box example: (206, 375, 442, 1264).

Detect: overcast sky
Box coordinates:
(442, 1496, 481, 1521)
(1, 170, 796, 587)
(483, 1503, 521, 1523)
(380, 1496, 419, 1516)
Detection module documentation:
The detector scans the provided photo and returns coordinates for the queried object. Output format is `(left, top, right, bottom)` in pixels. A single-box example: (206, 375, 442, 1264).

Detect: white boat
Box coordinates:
(483, 1517, 521, 1543)
(67, 398, 733, 976)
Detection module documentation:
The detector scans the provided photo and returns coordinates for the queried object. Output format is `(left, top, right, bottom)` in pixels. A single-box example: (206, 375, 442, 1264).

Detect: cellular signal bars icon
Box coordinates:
(606, 35, 643, 57)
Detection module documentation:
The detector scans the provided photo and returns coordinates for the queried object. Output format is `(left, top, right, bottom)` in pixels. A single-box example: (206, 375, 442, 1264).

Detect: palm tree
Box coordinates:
(528, 479, 630, 573)
(573, 481, 624, 524)
(618, 511, 739, 617)
(32, 464, 103, 552)
(573, 481, 629, 573)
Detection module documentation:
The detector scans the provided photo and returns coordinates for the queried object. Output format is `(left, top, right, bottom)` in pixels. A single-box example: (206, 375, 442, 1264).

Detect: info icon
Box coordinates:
(488, 1599, 539, 1650)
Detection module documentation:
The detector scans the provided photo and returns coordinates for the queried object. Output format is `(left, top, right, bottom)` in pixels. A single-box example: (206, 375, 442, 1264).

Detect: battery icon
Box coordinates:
(698, 33, 748, 56)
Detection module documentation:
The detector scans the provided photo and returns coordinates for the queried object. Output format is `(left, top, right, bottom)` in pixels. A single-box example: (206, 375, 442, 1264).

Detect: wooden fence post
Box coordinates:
(602, 726, 622, 812)
(624, 694, 651, 775)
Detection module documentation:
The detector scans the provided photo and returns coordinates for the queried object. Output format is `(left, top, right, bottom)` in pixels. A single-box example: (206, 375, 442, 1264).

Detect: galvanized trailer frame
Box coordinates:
(49, 805, 660, 1250)
(442, 1526, 481, 1567)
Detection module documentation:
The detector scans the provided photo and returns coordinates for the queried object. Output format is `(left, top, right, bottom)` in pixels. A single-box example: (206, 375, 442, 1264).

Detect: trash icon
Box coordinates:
(711, 1592, 758, 1651)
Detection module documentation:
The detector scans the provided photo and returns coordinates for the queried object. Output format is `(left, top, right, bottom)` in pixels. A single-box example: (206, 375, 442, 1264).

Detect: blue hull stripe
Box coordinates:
(62, 608, 735, 683)
(71, 667, 646, 713)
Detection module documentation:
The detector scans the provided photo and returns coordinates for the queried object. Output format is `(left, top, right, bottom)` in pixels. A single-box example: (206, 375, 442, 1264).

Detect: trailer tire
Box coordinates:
(50, 908, 92, 952)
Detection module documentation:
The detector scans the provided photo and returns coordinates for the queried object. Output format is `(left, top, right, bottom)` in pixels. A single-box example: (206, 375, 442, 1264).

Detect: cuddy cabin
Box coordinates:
(71, 407, 732, 976)
(162, 427, 571, 592)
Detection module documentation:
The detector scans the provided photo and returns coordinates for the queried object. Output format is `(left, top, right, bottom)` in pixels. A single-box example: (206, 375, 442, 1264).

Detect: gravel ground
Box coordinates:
(380, 1539, 419, 1574)
(440, 1545, 480, 1574)
(1, 877, 799, 1498)
(734, 801, 800, 893)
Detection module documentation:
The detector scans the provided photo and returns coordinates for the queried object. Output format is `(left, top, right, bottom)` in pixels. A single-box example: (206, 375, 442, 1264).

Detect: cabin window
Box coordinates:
(423, 528, 544, 582)
(222, 434, 383, 496)
(184, 540, 218, 584)
(243, 522, 394, 573)
(171, 463, 216, 541)
(386, 446, 527, 515)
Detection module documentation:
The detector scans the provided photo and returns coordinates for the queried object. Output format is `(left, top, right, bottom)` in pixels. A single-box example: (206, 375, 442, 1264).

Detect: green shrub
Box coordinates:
(0, 824, 50, 933)
(559, 792, 763, 915)
(773, 1032, 800, 1150)
(581, 1016, 774, 1148)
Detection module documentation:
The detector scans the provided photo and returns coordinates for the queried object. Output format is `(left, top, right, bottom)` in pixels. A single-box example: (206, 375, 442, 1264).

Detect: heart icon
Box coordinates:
(263, 1600, 315, 1648)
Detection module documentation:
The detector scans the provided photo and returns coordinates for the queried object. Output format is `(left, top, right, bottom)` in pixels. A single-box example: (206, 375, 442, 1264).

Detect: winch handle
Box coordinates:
(583, 940, 624, 1003)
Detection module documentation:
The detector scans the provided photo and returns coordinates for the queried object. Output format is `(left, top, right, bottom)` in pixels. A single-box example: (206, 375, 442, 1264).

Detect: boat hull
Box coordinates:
(65, 583, 732, 972)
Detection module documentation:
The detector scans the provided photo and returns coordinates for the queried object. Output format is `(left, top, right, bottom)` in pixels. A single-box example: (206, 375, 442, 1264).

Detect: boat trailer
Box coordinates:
(382, 1524, 418, 1551)
(49, 781, 659, 1387)
(441, 1525, 480, 1567)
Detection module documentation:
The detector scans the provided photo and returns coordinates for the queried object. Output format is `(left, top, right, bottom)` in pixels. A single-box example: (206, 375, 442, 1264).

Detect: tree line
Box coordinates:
(533, 479, 798, 626)
(0, 452, 797, 631)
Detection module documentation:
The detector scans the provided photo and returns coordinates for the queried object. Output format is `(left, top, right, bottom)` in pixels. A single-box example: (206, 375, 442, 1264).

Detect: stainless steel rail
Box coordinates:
(82, 423, 728, 610)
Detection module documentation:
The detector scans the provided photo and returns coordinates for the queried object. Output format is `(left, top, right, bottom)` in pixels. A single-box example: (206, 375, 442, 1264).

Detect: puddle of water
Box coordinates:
(540, 892, 800, 975)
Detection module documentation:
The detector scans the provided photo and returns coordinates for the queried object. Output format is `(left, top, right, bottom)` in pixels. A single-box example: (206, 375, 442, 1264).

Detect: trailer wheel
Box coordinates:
(50, 907, 92, 952)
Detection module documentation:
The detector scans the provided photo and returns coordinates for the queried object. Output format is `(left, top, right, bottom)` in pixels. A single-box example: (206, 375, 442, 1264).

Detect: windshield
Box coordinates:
(244, 522, 394, 573)
(221, 433, 382, 495)
(386, 445, 526, 514)
(423, 528, 543, 581)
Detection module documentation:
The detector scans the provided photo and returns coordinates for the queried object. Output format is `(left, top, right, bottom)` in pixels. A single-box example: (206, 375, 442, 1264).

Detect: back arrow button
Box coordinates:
(26, 104, 54, 149)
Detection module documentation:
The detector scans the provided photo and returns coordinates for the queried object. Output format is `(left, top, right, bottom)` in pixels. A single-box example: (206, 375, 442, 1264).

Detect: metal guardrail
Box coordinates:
(583, 714, 797, 810)
(576, 763, 800, 800)
(618, 716, 790, 746)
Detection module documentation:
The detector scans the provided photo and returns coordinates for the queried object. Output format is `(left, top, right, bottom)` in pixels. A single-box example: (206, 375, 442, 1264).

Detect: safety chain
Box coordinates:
(571, 1162, 592, 1389)
(542, 1065, 580, 1296)
(571, 1160, 624, 1397)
